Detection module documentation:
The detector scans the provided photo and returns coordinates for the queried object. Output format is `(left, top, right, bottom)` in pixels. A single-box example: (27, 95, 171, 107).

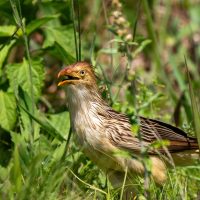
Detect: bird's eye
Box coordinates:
(80, 70, 85, 76)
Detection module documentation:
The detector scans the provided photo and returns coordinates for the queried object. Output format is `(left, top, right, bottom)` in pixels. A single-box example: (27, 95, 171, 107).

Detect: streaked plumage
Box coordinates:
(58, 61, 199, 192)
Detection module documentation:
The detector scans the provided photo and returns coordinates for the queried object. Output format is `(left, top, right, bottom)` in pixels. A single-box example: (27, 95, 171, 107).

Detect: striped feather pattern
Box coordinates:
(139, 116, 198, 152)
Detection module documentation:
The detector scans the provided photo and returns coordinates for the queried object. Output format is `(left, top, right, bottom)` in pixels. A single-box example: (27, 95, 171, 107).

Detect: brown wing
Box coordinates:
(139, 116, 198, 152)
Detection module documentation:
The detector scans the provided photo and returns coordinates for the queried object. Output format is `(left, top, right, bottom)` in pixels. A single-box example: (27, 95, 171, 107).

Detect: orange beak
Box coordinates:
(57, 67, 80, 86)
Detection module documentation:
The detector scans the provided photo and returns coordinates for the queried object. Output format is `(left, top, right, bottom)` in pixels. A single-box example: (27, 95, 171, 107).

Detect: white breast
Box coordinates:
(65, 85, 128, 172)
(66, 85, 104, 147)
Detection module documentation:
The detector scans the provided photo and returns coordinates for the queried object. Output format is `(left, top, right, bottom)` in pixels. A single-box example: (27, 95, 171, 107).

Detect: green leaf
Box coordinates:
(0, 165, 8, 181)
(47, 112, 70, 137)
(0, 40, 15, 76)
(0, 91, 16, 131)
(6, 58, 45, 100)
(26, 15, 59, 35)
(52, 143, 66, 162)
(18, 102, 66, 142)
(18, 87, 40, 141)
(131, 124, 140, 136)
(150, 139, 170, 149)
(43, 25, 75, 63)
(10, 145, 22, 193)
(133, 39, 152, 57)
(53, 42, 76, 63)
(108, 38, 138, 46)
(0, 25, 16, 37)
(99, 48, 118, 54)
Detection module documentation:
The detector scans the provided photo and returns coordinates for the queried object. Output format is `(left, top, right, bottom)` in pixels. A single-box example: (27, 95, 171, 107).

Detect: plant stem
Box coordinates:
(77, 0, 81, 61)
(71, 0, 79, 62)
(10, 0, 35, 141)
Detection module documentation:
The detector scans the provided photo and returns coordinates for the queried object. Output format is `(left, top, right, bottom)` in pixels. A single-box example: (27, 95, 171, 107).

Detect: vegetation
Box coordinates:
(0, 0, 200, 199)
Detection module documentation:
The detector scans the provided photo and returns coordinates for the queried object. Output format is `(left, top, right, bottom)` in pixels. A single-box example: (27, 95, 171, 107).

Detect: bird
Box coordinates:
(57, 61, 199, 195)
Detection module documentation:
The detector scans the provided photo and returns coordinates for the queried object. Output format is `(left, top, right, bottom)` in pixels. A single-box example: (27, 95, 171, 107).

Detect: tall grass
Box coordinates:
(185, 57, 200, 152)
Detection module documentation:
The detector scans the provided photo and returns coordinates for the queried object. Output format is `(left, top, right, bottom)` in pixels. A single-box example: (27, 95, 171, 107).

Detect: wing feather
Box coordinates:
(139, 116, 198, 152)
(108, 112, 198, 154)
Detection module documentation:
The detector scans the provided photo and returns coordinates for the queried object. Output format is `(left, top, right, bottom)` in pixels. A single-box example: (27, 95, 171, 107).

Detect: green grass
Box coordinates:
(0, 0, 200, 199)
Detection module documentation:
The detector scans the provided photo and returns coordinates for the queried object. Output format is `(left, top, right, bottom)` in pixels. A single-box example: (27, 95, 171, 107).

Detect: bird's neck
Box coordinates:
(66, 84, 106, 131)
(66, 84, 103, 109)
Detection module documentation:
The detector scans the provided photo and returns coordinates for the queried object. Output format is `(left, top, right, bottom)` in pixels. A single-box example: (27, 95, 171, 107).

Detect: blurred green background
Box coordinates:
(0, 0, 200, 199)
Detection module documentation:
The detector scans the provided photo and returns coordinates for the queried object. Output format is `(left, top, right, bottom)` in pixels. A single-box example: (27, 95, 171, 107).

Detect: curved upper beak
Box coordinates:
(57, 68, 67, 79)
(57, 67, 80, 86)
(57, 68, 68, 86)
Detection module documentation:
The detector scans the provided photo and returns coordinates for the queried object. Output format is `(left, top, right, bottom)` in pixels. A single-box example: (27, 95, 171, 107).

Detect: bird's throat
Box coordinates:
(66, 85, 105, 143)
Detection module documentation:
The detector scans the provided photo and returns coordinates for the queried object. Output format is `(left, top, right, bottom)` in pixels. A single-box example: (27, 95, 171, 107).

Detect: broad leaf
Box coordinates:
(47, 112, 70, 137)
(0, 91, 16, 131)
(0, 25, 16, 37)
(18, 100, 66, 142)
(6, 58, 45, 101)
(18, 87, 40, 141)
(0, 40, 15, 76)
(43, 25, 75, 63)
(26, 15, 58, 35)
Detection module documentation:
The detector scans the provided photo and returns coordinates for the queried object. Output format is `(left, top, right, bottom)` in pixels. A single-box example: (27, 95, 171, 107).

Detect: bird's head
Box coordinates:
(57, 61, 97, 88)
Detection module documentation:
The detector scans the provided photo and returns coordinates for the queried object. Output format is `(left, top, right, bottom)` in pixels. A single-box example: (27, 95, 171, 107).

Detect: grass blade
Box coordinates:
(71, 0, 78, 61)
(185, 57, 200, 153)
